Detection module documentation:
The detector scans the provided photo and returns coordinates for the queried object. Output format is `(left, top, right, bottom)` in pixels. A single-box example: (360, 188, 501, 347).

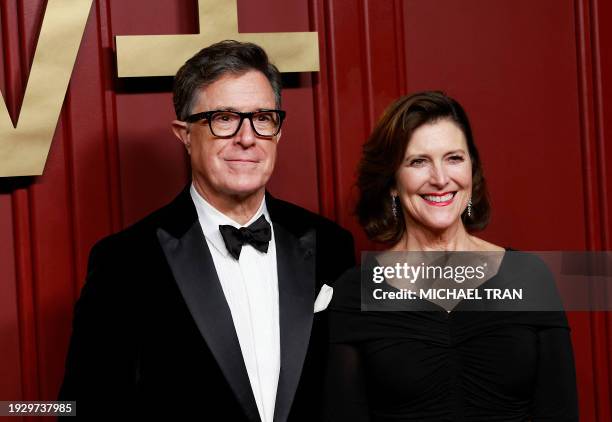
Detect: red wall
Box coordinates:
(0, 0, 610, 420)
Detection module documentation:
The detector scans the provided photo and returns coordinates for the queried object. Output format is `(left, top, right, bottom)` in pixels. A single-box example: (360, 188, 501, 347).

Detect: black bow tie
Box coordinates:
(219, 215, 272, 260)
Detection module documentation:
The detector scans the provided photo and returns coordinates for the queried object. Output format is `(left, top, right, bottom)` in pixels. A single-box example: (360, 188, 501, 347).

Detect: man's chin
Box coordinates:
(223, 183, 268, 199)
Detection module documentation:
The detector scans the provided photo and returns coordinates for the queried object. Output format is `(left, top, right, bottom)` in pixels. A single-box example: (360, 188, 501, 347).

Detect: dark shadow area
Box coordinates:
(281, 72, 303, 89)
(114, 72, 306, 93)
(114, 76, 175, 94)
(0, 177, 35, 193)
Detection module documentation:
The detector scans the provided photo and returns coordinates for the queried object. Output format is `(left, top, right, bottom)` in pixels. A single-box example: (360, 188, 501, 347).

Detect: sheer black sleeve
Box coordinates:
(325, 343, 370, 421)
(531, 323, 579, 421)
(325, 267, 371, 421)
(515, 253, 580, 421)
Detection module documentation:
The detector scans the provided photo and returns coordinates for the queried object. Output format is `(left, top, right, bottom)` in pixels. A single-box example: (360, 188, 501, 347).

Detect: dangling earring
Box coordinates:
(467, 198, 473, 218)
(391, 195, 399, 220)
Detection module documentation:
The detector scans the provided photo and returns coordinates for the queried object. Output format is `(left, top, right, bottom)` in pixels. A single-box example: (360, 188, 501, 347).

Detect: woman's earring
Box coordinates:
(467, 198, 473, 218)
(391, 195, 399, 220)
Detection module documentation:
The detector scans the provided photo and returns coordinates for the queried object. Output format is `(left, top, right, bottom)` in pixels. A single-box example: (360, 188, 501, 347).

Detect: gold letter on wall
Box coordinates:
(115, 0, 319, 77)
(0, 0, 93, 177)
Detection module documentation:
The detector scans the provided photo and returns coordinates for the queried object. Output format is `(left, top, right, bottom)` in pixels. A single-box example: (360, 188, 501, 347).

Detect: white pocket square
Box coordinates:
(314, 284, 333, 313)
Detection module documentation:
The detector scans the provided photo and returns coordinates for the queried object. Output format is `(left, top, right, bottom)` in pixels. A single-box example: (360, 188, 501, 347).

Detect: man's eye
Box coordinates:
(213, 113, 236, 122)
(256, 113, 273, 122)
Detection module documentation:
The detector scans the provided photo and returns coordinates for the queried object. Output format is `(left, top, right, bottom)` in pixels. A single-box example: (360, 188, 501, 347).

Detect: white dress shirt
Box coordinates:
(190, 184, 280, 422)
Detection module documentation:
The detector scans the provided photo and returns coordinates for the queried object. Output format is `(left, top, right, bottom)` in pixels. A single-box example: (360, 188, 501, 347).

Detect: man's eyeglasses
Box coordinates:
(185, 109, 286, 138)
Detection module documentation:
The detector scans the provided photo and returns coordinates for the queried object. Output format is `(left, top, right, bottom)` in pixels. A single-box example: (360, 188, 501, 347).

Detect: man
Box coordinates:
(59, 40, 355, 421)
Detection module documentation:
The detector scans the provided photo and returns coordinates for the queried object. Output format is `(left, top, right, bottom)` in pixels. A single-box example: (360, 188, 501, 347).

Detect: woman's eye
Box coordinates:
(448, 155, 464, 162)
(409, 158, 426, 167)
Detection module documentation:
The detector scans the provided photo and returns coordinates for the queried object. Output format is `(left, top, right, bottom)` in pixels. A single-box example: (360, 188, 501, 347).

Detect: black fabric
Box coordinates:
(219, 214, 272, 259)
(325, 252, 579, 422)
(58, 186, 355, 420)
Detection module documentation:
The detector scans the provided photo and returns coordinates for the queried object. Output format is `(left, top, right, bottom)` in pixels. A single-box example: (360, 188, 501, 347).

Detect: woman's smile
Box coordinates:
(421, 191, 456, 206)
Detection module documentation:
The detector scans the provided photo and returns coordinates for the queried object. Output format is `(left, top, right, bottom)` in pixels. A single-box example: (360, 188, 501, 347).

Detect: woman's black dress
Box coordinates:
(325, 251, 579, 421)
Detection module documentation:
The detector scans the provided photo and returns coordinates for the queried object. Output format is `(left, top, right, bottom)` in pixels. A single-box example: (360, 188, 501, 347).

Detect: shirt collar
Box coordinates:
(190, 183, 271, 257)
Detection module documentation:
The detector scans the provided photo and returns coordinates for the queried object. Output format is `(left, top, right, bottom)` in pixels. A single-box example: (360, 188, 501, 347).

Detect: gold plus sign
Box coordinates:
(115, 0, 320, 77)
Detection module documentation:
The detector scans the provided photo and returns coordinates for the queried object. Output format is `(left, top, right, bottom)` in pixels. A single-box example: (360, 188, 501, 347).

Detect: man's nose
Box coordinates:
(235, 118, 256, 147)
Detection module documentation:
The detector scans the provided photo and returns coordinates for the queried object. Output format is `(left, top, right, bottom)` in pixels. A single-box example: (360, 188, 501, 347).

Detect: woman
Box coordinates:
(325, 91, 578, 421)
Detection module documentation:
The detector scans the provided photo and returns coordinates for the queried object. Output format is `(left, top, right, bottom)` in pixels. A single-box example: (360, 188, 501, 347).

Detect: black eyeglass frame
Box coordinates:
(184, 109, 286, 137)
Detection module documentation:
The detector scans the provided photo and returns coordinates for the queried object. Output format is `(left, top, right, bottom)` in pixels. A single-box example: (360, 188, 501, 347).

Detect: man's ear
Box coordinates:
(275, 129, 282, 144)
(171, 120, 191, 154)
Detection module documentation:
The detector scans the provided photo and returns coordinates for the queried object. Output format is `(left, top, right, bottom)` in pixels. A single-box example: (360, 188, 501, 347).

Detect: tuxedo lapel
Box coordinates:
(156, 188, 260, 422)
(268, 197, 316, 422)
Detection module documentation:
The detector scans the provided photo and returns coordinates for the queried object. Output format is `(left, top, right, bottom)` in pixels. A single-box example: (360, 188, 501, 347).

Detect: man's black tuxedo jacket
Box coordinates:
(58, 187, 355, 421)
